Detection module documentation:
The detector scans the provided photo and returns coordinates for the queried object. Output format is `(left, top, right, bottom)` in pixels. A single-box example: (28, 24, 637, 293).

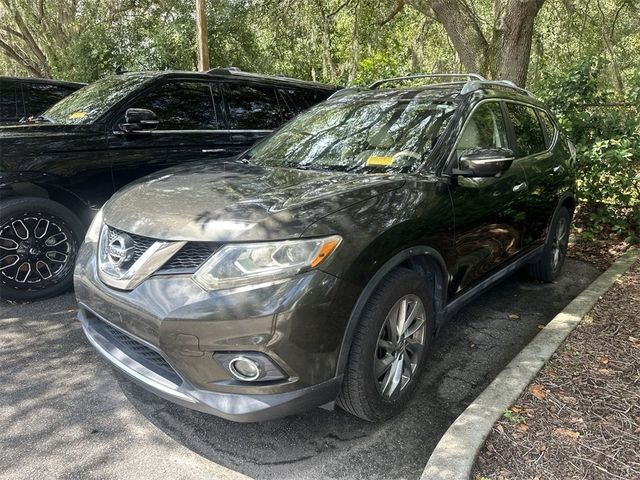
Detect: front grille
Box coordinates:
(106, 226, 218, 274)
(108, 227, 155, 264)
(159, 242, 219, 273)
(98, 320, 182, 385)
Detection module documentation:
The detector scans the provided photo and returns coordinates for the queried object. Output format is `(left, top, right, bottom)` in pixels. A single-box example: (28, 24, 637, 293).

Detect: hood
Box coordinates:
(0, 122, 94, 139)
(103, 161, 405, 241)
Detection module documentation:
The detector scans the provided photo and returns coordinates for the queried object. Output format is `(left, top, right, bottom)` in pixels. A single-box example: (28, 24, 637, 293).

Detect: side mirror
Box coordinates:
(453, 147, 515, 177)
(118, 108, 159, 133)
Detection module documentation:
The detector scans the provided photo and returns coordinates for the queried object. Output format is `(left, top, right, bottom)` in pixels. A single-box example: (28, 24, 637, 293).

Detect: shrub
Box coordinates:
(537, 59, 640, 240)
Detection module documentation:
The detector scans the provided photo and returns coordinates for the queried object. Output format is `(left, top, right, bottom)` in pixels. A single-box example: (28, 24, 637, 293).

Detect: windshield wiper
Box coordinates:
(20, 115, 53, 124)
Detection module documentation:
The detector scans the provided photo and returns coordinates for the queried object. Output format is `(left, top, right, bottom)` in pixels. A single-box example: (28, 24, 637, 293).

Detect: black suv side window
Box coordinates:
(507, 103, 547, 157)
(0, 80, 21, 120)
(224, 84, 281, 129)
(24, 82, 75, 116)
(130, 81, 221, 130)
(277, 88, 310, 121)
(456, 101, 509, 159)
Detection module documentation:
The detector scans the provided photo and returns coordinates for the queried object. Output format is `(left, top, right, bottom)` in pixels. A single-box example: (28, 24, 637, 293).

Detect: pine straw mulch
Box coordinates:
(473, 259, 640, 480)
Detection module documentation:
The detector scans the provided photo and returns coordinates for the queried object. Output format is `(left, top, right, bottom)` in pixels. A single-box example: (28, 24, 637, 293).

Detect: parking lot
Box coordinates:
(0, 259, 598, 480)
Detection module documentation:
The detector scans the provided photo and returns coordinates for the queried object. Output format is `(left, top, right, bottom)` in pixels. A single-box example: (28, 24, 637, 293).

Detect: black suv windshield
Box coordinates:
(44, 74, 153, 125)
(247, 92, 457, 173)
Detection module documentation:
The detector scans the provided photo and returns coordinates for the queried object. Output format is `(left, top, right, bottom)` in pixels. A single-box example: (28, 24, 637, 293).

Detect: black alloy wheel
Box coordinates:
(0, 197, 84, 301)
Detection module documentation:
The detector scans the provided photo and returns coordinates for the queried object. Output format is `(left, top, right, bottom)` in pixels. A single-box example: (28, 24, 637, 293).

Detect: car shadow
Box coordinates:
(118, 258, 600, 480)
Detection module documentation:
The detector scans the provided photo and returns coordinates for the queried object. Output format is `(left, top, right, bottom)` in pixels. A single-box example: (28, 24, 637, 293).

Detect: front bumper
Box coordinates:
(74, 241, 358, 422)
(79, 308, 341, 421)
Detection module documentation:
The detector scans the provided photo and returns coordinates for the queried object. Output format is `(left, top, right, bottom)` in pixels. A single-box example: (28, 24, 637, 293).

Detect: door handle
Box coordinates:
(512, 182, 527, 193)
(202, 149, 226, 153)
(553, 165, 565, 174)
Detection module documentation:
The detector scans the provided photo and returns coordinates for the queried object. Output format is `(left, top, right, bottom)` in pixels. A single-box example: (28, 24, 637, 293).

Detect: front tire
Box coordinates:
(0, 197, 84, 302)
(527, 206, 571, 283)
(337, 268, 434, 421)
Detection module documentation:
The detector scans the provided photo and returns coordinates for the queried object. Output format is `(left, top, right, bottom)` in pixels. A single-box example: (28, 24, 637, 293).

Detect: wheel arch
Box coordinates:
(335, 246, 449, 376)
(2, 182, 91, 227)
(543, 190, 576, 245)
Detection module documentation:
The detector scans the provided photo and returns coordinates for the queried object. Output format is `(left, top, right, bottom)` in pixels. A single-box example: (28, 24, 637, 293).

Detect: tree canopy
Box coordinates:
(0, 0, 638, 92)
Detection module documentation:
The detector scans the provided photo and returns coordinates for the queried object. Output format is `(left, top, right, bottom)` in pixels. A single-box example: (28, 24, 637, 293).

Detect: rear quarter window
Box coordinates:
(0, 80, 21, 121)
(538, 111, 558, 148)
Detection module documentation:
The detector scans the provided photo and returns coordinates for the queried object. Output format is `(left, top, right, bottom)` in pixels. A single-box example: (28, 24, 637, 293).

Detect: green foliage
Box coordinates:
(538, 59, 640, 239)
(502, 410, 527, 425)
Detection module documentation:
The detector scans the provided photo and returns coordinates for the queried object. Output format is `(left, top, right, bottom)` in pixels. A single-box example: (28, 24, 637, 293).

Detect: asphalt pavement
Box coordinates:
(0, 259, 599, 480)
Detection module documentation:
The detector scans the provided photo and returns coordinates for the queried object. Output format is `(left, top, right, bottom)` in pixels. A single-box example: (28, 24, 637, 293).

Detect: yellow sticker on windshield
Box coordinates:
(69, 111, 87, 119)
(366, 155, 394, 166)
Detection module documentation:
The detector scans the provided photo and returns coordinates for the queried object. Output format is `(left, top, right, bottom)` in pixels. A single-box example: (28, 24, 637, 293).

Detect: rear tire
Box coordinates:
(0, 197, 84, 302)
(337, 268, 434, 421)
(527, 206, 571, 283)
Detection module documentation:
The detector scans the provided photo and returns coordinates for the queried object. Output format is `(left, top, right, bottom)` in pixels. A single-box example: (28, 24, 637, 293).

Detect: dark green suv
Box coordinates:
(74, 74, 576, 422)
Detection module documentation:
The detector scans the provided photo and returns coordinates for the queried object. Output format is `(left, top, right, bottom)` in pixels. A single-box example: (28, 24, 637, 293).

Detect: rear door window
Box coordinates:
(277, 88, 310, 121)
(506, 103, 547, 157)
(223, 84, 281, 129)
(129, 80, 221, 130)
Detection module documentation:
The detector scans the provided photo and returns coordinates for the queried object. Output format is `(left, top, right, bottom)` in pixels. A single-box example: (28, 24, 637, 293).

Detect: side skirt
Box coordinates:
(438, 246, 544, 324)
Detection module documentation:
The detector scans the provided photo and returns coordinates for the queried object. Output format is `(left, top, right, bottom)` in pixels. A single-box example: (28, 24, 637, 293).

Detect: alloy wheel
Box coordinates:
(374, 294, 427, 399)
(0, 214, 75, 289)
(551, 216, 569, 271)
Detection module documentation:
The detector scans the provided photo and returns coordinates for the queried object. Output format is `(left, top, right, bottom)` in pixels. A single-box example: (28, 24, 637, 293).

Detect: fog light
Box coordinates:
(228, 356, 261, 381)
(214, 352, 288, 382)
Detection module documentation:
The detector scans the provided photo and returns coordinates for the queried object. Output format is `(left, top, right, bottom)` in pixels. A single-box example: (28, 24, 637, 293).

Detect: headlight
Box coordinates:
(193, 235, 341, 291)
(84, 208, 103, 243)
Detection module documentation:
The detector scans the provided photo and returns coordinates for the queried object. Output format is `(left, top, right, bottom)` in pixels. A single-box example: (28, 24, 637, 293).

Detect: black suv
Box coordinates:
(74, 74, 577, 422)
(0, 68, 337, 300)
(0, 76, 84, 125)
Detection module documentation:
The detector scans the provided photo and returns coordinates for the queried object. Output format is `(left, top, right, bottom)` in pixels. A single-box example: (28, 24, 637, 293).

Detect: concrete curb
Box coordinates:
(421, 248, 639, 480)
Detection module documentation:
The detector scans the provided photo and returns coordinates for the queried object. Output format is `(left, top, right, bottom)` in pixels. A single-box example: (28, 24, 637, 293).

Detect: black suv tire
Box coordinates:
(0, 197, 84, 301)
(337, 268, 434, 421)
(527, 206, 571, 283)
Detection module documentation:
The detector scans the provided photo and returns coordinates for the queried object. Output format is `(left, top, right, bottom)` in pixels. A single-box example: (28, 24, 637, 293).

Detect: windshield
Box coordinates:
(44, 74, 152, 125)
(247, 94, 457, 173)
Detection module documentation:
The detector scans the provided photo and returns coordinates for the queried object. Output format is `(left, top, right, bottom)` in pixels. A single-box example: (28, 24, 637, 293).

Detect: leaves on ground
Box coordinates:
(528, 384, 545, 400)
(553, 427, 581, 440)
(474, 260, 640, 480)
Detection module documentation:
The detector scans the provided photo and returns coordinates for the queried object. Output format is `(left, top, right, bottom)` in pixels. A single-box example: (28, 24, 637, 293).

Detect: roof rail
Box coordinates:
(206, 66, 242, 75)
(461, 79, 534, 97)
(369, 73, 486, 89)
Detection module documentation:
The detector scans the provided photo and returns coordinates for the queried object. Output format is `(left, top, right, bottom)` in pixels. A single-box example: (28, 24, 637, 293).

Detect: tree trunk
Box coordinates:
(407, 0, 489, 75)
(404, 0, 546, 87)
(491, 0, 545, 87)
(195, 0, 209, 71)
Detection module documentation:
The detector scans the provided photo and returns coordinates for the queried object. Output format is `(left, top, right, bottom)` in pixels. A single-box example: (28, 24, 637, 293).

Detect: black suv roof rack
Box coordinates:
(206, 66, 242, 75)
(203, 66, 336, 90)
